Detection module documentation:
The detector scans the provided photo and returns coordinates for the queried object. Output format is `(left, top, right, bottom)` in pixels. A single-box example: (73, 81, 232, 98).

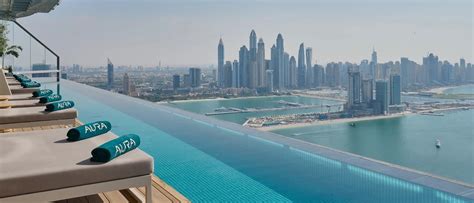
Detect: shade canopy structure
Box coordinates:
(0, 0, 59, 20)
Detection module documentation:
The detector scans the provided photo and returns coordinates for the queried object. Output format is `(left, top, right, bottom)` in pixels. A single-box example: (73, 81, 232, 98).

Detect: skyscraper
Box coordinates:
(257, 38, 265, 87)
(361, 79, 373, 103)
(370, 49, 377, 79)
(249, 30, 257, 55)
(297, 43, 306, 88)
(266, 69, 274, 92)
(123, 73, 130, 95)
(313, 65, 325, 87)
(189, 68, 202, 88)
(232, 60, 240, 88)
(172, 74, 180, 90)
(423, 53, 439, 84)
(390, 74, 401, 105)
(248, 60, 257, 89)
(375, 80, 389, 115)
(217, 38, 225, 87)
(283, 52, 290, 88)
(325, 62, 340, 87)
(306, 48, 313, 88)
(183, 74, 190, 87)
(239, 46, 249, 88)
(248, 30, 258, 89)
(276, 34, 285, 90)
(347, 68, 361, 109)
(289, 56, 297, 88)
(270, 44, 278, 89)
(107, 58, 114, 90)
(400, 57, 409, 90)
(224, 61, 233, 88)
(460, 58, 466, 70)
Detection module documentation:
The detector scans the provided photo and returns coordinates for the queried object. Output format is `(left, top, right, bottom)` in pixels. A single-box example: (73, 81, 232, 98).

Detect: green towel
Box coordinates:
(67, 121, 112, 141)
(21, 81, 41, 88)
(45, 100, 75, 112)
(14, 74, 31, 82)
(91, 134, 141, 162)
(39, 94, 62, 103)
(32, 89, 53, 97)
(17, 77, 31, 83)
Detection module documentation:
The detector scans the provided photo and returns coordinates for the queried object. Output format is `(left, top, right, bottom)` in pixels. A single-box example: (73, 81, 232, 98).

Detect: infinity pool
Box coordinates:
(53, 80, 472, 202)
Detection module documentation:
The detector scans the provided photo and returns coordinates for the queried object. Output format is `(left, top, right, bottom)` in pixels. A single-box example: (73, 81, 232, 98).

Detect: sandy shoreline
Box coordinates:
(427, 84, 474, 94)
(257, 113, 410, 131)
(159, 94, 340, 104)
(291, 93, 346, 102)
(427, 86, 453, 94)
(157, 97, 226, 104)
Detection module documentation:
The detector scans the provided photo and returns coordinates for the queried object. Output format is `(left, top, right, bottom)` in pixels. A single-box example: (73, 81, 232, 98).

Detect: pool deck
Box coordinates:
(157, 103, 474, 200)
(2, 120, 190, 203)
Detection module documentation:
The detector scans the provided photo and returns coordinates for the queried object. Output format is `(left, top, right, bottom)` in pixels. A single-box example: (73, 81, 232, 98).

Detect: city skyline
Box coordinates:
(216, 29, 473, 93)
(8, 0, 472, 67)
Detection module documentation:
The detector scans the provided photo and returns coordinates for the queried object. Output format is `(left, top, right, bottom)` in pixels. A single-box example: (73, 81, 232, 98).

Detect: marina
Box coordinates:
(205, 103, 342, 116)
(168, 85, 474, 186)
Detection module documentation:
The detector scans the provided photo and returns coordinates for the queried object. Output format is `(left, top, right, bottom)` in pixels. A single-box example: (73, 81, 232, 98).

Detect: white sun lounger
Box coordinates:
(6, 78, 20, 86)
(0, 128, 154, 202)
(2, 93, 37, 101)
(9, 85, 39, 94)
(0, 106, 77, 130)
(3, 99, 45, 108)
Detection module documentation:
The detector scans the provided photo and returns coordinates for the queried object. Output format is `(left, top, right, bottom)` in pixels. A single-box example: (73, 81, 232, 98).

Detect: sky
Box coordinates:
(6, 0, 473, 68)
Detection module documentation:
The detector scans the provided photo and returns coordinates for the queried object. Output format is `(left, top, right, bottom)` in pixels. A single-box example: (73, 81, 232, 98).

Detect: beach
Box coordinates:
(257, 113, 410, 131)
(291, 93, 346, 102)
(427, 86, 453, 94)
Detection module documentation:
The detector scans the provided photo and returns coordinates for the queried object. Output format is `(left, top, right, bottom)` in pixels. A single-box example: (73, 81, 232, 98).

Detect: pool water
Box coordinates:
(50, 80, 472, 202)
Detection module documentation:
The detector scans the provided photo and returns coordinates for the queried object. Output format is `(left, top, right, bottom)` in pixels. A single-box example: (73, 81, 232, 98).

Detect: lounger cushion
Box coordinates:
(8, 99, 45, 108)
(0, 106, 77, 124)
(0, 129, 154, 197)
(6, 78, 20, 85)
(5, 93, 37, 100)
(10, 86, 39, 94)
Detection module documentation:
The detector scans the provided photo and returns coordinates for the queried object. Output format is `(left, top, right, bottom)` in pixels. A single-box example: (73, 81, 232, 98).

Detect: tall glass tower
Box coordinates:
(217, 38, 224, 87)
(107, 58, 114, 90)
(297, 43, 306, 88)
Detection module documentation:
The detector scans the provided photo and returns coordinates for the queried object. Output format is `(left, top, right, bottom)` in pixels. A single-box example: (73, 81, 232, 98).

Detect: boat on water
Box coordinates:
(349, 123, 356, 127)
(214, 107, 229, 112)
(420, 112, 444, 116)
(436, 139, 441, 148)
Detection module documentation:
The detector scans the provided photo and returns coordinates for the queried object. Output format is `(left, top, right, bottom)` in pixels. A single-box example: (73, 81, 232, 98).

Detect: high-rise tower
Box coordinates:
(289, 56, 297, 88)
(123, 72, 130, 95)
(249, 30, 257, 52)
(107, 58, 114, 90)
(217, 38, 225, 87)
(390, 74, 401, 105)
(370, 49, 377, 79)
(257, 38, 265, 87)
(239, 46, 249, 88)
(306, 48, 313, 88)
(347, 67, 362, 109)
(276, 34, 284, 89)
(297, 43, 306, 88)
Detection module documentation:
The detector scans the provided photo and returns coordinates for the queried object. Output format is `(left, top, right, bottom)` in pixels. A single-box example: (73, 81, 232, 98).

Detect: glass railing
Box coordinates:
(2, 20, 60, 89)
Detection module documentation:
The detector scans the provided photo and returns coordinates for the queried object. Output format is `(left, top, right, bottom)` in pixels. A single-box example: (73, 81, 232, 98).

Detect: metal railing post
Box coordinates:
(12, 20, 60, 82)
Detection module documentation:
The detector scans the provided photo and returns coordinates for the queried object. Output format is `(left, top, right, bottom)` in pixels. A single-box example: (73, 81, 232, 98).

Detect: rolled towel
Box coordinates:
(67, 121, 112, 141)
(32, 89, 53, 97)
(91, 134, 141, 162)
(45, 100, 75, 112)
(21, 81, 41, 88)
(39, 94, 62, 103)
(14, 74, 31, 82)
(17, 77, 31, 83)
